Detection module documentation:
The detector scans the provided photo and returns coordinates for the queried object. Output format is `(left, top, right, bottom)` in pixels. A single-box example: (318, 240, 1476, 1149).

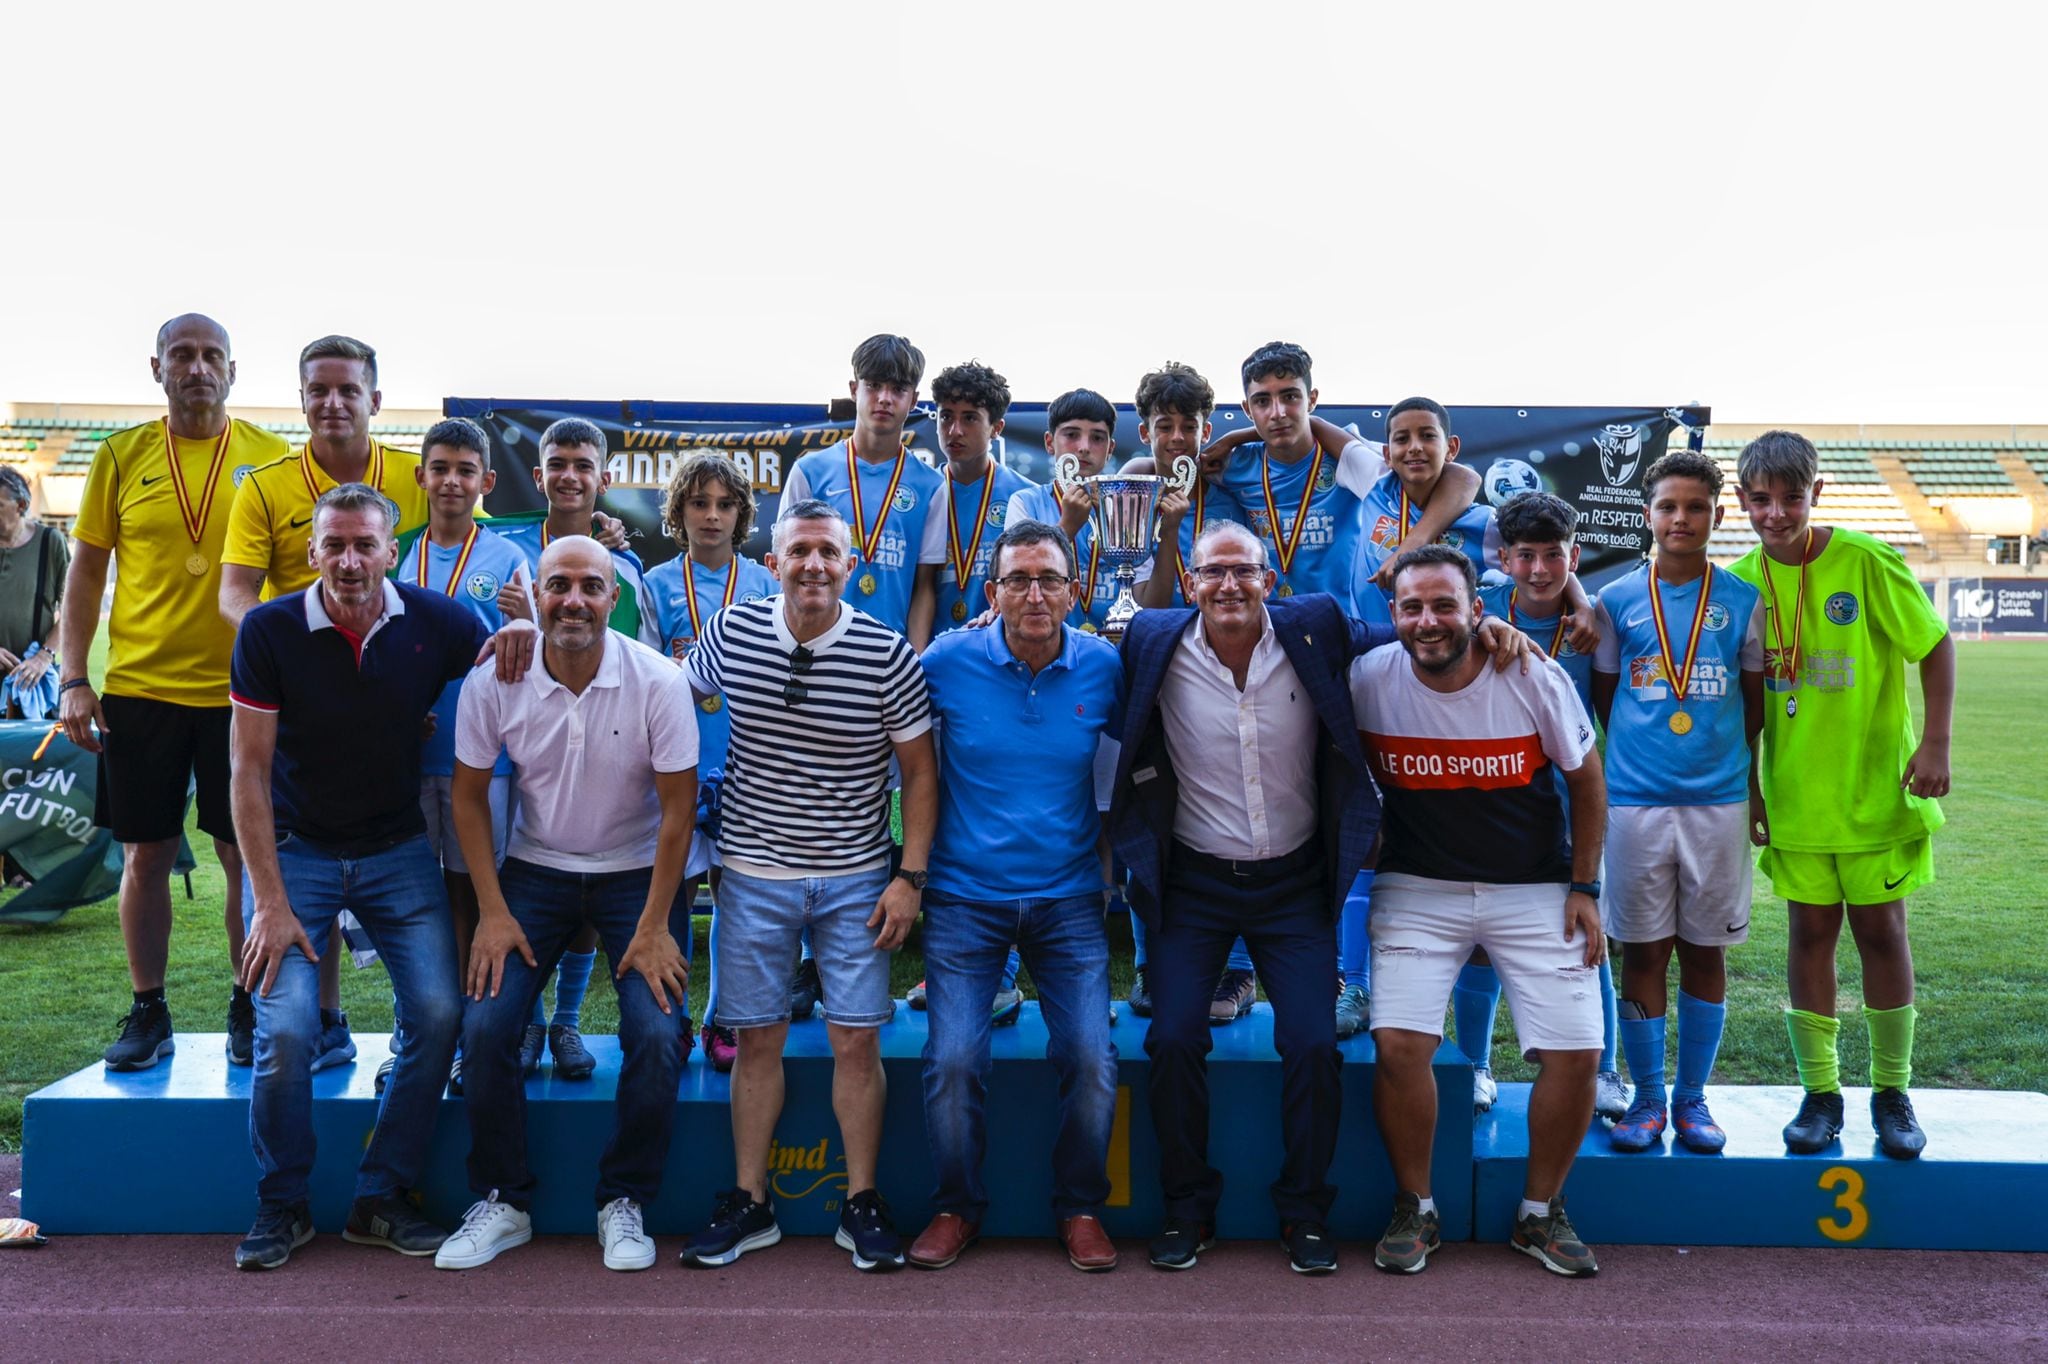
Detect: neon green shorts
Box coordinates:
(1758, 838, 1934, 906)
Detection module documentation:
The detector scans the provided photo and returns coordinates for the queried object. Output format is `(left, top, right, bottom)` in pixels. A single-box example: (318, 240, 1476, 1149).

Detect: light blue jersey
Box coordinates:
(783, 441, 949, 637)
(397, 525, 525, 777)
(1006, 483, 1120, 633)
(1354, 470, 1503, 626)
(1217, 439, 1381, 612)
(495, 520, 662, 649)
(934, 462, 1035, 633)
(644, 553, 779, 777)
(1594, 564, 1767, 807)
(1479, 573, 1595, 720)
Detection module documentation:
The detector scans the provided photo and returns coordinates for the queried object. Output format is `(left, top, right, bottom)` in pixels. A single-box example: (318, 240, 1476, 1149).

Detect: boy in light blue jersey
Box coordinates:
(1211, 343, 1482, 615)
(495, 416, 663, 1078)
(781, 334, 949, 648)
(1592, 450, 1765, 1152)
(1456, 490, 1621, 1116)
(645, 452, 779, 1072)
(906, 360, 1031, 1021)
(1005, 388, 1123, 635)
(396, 419, 527, 1095)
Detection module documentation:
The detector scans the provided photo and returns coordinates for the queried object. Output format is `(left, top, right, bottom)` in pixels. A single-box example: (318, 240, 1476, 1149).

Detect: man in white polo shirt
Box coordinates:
(434, 535, 698, 1274)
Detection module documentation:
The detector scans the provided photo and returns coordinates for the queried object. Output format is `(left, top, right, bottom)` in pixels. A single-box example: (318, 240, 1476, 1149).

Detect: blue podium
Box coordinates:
(21, 1003, 1473, 1242)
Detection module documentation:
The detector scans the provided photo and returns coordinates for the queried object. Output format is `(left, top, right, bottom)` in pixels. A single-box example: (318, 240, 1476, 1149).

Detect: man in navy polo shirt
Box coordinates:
(908, 518, 1124, 1274)
(227, 483, 490, 1272)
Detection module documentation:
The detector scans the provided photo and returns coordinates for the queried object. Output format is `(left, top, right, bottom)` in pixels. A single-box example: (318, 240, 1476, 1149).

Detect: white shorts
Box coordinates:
(1601, 803, 1753, 947)
(419, 773, 513, 875)
(1368, 873, 1605, 1058)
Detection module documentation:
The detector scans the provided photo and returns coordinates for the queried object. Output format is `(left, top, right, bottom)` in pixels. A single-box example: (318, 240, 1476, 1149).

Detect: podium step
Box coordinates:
(1472, 1083, 2048, 1250)
(22, 1003, 1472, 1242)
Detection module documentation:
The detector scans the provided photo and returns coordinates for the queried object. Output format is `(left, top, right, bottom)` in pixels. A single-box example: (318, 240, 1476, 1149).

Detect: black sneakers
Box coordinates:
(1127, 965, 1153, 1018)
(549, 1024, 597, 1080)
(235, 1201, 313, 1270)
(679, 1188, 781, 1267)
(227, 988, 255, 1066)
(1282, 1219, 1338, 1274)
(104, 998, 174, 1071)
(1783, 1089, 1846, 1154)
(518, 1023, 546, 1075)
(1146, 1218, 1213, 1270)
(1871, 1088, 1927, 1160)
(342, 1194, 449, 1256)
(836, 1188, 906, 1272)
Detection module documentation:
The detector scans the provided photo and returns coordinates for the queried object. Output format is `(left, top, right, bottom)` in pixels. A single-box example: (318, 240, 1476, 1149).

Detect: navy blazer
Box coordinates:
(1108, 594, 1395, 932)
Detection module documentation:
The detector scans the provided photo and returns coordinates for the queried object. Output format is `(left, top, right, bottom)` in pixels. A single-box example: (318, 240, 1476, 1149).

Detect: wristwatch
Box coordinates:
(895, 868, 928, 892)
(1569, 880, 1602, 899)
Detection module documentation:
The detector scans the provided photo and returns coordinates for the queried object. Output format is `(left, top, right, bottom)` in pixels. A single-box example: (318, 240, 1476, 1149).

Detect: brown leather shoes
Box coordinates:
(908, 1212, 978, 1269)
(1059, 1214, 1118, 1272)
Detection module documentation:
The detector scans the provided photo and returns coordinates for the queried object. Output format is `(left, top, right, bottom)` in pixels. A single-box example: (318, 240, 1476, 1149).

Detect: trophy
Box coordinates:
(1052, 452, 1199, 642)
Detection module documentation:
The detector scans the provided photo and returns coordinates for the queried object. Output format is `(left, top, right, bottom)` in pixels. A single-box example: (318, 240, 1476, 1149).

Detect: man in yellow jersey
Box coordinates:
(61, 315, 289, 1071)
(218, 333, 428, 1072)
(1728, 430, 1954, 1160)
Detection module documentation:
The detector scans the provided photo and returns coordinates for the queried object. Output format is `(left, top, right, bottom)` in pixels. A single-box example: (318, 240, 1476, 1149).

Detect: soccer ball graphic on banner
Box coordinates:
(1484, 457, 1544, 507)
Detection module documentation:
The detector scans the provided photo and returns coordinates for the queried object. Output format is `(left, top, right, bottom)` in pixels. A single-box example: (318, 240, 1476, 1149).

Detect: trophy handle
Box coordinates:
(1167, 454, 1199, 496)
(1053, 451, 1084, 490)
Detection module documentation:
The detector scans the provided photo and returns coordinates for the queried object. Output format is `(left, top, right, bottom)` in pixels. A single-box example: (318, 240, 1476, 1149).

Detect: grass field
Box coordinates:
(3, 639, 2044, 1152)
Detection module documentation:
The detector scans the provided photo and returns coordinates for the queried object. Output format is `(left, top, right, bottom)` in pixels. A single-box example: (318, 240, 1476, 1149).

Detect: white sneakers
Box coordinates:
(433, 1192, 656, 1271)
(599, 1198, 656, 1271)
(434, 1192, 533, 1270)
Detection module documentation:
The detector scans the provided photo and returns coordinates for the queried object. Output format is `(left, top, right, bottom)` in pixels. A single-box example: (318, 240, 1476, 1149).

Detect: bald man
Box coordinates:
(438, 536, 700, 1273)
(64, 315, 290, 1071)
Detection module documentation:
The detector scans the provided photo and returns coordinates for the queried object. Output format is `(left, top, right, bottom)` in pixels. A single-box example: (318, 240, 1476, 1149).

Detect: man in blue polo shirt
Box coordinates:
(908, 518, 1124, 1275)
(228, 483, 490, 1272)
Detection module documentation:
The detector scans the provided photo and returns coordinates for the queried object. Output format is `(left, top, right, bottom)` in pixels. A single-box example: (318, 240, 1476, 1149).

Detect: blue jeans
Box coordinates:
(246, 833, 460, 1208)
(921, 891, 1117, 1220)
(462, 858, 690, 1208)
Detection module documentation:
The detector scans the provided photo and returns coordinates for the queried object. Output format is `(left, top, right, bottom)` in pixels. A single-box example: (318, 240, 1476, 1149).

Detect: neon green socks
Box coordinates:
(1866, 1003, 1917, 1090)
(1786, 1008, 1841, 1093)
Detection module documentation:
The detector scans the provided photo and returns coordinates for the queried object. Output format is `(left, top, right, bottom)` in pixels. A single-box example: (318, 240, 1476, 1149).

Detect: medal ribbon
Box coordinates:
(1648, 561, 1715, 705)
(1259, 441, 1325, 580)
(417, 524, 480, 596)
(682, 555, 739, 642)
(946, 468, 998, 596)
(1508, 587, 1568, 658)
(1760, 530, 1813, 692)
(300, 441, 387, 502)
(845, 439, 909, 566)
(1078, 531, 1101, 619)
(160, 417, 232, 546)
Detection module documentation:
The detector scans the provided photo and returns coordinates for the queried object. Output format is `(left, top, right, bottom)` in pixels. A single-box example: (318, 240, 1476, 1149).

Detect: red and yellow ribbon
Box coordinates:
(1509, 587, 1568, 658)
(300, 441, 387, 502)
(845, 439, 909, 565)
(417, 523, 480, 596)
(682, 554, 740, 641)
(1648, 561, 1715, 703)
(160, 417, 231, 546)
(1260, 441, 1325, 581)
(1760, 530, 1812, 690)
(946, 468, 998, 595)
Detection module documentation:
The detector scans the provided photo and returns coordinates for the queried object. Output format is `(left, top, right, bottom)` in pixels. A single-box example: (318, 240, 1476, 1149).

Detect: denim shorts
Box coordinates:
(714, 863, 894, 1028)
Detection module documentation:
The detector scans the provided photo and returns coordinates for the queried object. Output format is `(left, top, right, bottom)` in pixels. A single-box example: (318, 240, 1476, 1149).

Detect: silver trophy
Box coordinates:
(1052, 452, 1199, 642)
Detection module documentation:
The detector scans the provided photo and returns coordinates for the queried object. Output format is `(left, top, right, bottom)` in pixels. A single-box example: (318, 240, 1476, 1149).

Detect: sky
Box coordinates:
(6, 1, 2044, 426)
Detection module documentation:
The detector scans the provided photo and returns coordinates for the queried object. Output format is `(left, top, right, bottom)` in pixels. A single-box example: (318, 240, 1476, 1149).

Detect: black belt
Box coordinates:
(1170, 837, 1322, 881)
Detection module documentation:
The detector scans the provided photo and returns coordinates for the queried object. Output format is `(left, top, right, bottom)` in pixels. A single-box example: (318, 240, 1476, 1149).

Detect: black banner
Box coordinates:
(445, 398, 1708, 591)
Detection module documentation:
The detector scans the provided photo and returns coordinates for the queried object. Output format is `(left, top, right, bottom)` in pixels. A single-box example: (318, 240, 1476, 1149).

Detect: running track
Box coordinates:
(4, 1157, 2042, 1360)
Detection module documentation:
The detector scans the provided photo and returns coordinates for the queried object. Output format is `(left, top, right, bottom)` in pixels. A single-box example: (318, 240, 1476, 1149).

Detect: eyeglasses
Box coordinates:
(994, 573, 1074, 596)
(783, 644, 814, 707)
(1190, 564, 1265, 585)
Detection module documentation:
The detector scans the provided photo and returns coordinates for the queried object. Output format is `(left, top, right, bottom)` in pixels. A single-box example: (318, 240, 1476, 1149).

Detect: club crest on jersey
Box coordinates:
(1703, 602, 1731, 632)
(741, 591, 765, 603)
(1314, 463, 1338, 493)
(232, 464, 256, 487)
(892, 488, 917, 512)
(466, 572, 500, 602)
(1825, 591, 1859, 625)
(987, 504, 1006, 527)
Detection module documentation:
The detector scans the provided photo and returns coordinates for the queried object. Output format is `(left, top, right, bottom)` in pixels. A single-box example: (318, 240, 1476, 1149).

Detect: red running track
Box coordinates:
(3, 1157, 2043, 1361)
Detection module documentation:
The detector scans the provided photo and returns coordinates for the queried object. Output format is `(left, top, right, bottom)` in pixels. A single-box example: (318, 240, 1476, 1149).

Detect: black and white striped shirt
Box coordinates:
(685, 597, 931, 875)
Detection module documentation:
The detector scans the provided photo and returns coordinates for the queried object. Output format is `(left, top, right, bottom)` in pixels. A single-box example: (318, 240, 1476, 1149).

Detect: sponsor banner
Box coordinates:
(446, 399, 1706, 591)
(1947, 578, 2048, 633)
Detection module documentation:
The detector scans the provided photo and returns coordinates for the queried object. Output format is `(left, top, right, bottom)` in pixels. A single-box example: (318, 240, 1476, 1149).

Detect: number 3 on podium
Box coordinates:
(1816, 1165, 1869, 1242)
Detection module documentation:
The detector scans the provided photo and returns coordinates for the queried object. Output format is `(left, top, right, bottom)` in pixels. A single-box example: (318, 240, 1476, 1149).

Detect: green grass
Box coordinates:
(3, 639, 2044, 1151)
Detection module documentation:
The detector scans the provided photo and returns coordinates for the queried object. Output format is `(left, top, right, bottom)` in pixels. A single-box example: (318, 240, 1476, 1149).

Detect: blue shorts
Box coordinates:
(713, 864, 895, 1028)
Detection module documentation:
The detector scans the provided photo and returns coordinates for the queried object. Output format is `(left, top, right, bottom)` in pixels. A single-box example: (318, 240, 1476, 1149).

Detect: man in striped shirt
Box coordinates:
(677, 498, 937, 1275)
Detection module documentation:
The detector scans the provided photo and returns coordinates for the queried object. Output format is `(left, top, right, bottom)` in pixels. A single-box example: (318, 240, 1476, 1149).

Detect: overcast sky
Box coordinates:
(7, 1, 2042, 426)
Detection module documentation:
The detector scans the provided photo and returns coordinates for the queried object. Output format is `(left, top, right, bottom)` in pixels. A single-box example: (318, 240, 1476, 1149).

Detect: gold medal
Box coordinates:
(858, 572, 878, 596)
(1277, 583, 1294, 598)
(162, 418, 232, 571)
(1761, 529, 1813, 719)
(699, 695, 723, 715)
(1647, 559, 1715, 732)
(1668, 711, 1693, 735)
(184, 552, 208, 577)
(1080, 621, 1098, 634)
(951, 600, 968, 622)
